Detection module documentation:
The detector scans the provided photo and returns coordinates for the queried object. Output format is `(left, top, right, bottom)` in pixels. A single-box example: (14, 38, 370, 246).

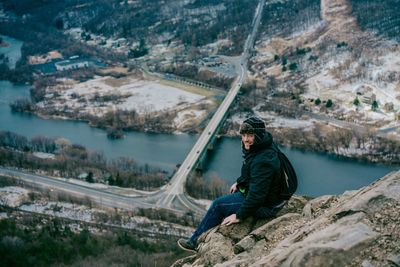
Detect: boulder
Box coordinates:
(173, 171, 400, 267)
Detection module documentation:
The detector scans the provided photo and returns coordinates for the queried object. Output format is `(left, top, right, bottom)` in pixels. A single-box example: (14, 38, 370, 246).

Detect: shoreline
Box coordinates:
(223, 130, 399, 167)
(8, 108, 400, 167)
(0, 41, 10, 47)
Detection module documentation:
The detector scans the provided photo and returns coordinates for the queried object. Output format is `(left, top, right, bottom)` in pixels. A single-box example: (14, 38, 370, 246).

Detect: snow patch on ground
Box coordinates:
(337, 146, 368, 156)
(44, 76, 206, 116)
(255, 109, 315, 129)
(379, 120, 400, 130)
(0, 187, 30, 207)
(288, 20, 326, 39)
(117, 80, 204, 113)
(18, 201, 193, 237)
(0, 185, 192, 236)
(303, 47, 400, 125)
(20, 201, 96, 222)
(33, 152, 56, 160)
(229, 111, 316, 134)
(174, 109, 207, 128)
(61, 177, 151, 197)
(192, 198, 212, 210)
(66, 178, 108, 189)
(229, 113, 250, 126)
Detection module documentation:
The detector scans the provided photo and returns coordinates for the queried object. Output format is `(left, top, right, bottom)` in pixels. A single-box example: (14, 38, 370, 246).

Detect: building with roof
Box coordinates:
(55, 58, 89, 71)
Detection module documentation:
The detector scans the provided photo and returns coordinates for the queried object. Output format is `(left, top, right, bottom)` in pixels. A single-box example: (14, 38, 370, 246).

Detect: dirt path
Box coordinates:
(254, 0, 371, 65)
(317, 0, 380, 46)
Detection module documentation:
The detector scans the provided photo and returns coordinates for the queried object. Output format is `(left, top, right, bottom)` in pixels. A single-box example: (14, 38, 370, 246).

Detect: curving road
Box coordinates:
(0, 168, 157, 211)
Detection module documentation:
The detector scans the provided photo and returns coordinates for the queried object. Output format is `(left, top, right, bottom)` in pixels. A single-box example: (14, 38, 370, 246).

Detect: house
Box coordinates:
(354, 85, 377, 104)
(384, 102, 394, 112)
(361, 92, 376, 104)
(55, 58, 89, 71)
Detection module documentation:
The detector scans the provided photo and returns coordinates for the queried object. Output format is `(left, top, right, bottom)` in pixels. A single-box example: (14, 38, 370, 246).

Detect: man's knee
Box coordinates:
(210, 198, 221, 210)
(209, 194, 228, 212)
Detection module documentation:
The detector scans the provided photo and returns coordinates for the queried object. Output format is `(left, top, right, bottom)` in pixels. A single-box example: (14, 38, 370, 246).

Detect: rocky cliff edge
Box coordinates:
(173, 171, 400, 267)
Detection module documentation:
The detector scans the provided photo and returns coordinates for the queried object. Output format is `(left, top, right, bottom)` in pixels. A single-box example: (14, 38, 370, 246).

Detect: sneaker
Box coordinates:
(177, 238, 197, 252)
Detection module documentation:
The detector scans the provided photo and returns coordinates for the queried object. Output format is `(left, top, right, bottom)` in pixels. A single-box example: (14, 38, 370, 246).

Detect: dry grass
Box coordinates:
(103, 76, 131, 88)
(158, 79, 218, 98)
(103, 71, 224, 102)
(97, 66, 129, 75)
(143, 70, 224, 98)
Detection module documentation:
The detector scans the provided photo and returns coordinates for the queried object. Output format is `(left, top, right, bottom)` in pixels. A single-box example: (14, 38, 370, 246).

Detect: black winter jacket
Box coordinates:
(235, 132, 282, 220)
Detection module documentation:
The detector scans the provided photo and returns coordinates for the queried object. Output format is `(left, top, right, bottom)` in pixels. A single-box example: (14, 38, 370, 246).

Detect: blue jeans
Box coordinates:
(189, 193, 287, 245)
(189, 192, 245, 245)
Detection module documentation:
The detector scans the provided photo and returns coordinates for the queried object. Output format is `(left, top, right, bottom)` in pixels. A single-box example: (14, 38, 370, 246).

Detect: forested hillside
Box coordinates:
(1, 0, 258, 54)
(350, 0, 400, 41)
(0, 209, 186, 267)
(258, 0, 321, 39)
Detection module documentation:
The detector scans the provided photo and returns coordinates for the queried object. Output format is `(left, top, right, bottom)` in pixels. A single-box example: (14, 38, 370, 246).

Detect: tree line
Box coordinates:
(186, 172, 228, 200)
(0, 11, 123, 84)
(0, 131, 168, 190)
(258, 0, 321, 40)
(350, 0, 400, 41)
(0, 214, 185, 267)
(156, 63, 235, 90)
(3, 0, 257, 54)
(271, 125, 400, 164)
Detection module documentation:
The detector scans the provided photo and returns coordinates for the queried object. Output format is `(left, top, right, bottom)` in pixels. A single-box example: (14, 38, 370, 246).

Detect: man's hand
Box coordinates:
(230, 182, 238, 193)
(221, 214, 240, 226)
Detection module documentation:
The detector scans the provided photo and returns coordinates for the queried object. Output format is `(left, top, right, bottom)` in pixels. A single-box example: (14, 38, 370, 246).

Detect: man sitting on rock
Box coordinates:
(178, 116, 287, 252)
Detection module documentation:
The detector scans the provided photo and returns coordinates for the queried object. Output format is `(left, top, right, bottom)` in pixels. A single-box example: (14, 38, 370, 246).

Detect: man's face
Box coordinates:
(242, 133, 255, 150)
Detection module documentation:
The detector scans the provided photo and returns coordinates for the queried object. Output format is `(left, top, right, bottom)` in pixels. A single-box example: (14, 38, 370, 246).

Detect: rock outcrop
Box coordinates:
(173, 171, 400, 267)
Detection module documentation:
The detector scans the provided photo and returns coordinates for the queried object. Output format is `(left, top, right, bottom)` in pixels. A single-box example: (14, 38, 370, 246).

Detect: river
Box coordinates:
(0, 35, 22, 69)
(0, 36, 397, 197)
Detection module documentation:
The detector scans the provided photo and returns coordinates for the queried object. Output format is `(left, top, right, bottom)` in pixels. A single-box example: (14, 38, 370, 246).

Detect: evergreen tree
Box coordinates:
(282, 56, 287, 65)
(116, 172, 123, 186)
(289, 62, 298, 71)
(86, 172, 94, 183)
(353, 97, 360, 106)
(372, 100, 379, 111)
(108, 175, 115, 186)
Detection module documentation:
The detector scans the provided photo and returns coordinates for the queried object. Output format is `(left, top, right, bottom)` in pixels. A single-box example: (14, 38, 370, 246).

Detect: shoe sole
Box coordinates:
(177, 240, 196, 252)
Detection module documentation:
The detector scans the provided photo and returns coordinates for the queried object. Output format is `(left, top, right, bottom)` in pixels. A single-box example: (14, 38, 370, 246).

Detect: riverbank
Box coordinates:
(1, 79, 397, 198)
(9, 88, 400, 166)
(0, 131, 169, 190)
(13, 73, 399, 165)
(223, 113, 400, 166)
(0, 41, 9, 47)
(25, 105, 400, 165)
(24, 70, 221, 134)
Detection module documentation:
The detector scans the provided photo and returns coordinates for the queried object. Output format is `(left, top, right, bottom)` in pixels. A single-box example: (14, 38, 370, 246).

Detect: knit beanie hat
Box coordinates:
(239, 116, 266, 144)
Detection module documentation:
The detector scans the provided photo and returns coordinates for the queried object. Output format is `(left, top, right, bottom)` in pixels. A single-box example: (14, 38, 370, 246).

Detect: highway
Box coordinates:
(0, 168, 163, 211)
